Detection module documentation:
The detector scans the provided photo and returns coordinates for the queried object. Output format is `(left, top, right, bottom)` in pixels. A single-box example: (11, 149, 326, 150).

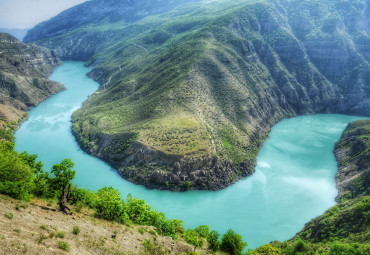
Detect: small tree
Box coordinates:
(51, 159, 75, 214)
(207, 230, 220, 252)
(95, 187, 126, 222)
(220, 229, 247, 255)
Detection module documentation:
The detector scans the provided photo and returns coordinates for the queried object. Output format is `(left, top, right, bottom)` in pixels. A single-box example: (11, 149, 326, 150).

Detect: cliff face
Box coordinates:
(334, 119, 370, 201)
(26, 0, 370, 190)
(0, 33, 64, 121)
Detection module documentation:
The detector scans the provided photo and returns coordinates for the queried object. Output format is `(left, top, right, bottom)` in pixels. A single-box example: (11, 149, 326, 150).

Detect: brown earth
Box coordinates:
(0, 195, 214, 255)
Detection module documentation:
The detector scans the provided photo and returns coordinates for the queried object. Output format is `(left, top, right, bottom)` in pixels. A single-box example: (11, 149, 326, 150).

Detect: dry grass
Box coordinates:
(0, 104, 24, 123)
(0, 195, 205, 255)
(137, 112, 212, 157)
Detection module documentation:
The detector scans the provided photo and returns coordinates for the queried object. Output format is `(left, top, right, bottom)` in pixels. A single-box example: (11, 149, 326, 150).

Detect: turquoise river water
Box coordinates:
(14, 62, 366, 248)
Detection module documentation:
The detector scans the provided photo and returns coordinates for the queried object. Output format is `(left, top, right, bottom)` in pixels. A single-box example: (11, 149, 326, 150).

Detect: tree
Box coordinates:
(95, 187, 126, 222)
(220, 229, 247, 255)
(0, 141, 34, 200)
(207, 230, 220, 252)
(51, 159, 75, 214)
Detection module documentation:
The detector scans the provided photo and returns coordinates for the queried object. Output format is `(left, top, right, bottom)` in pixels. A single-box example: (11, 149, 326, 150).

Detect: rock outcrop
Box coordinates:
(334, 119, 370, 201)
(0, 33, 63, 121)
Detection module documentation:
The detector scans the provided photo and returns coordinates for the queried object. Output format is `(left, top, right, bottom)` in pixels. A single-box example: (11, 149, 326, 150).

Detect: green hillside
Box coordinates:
(26, 0, 370, 190)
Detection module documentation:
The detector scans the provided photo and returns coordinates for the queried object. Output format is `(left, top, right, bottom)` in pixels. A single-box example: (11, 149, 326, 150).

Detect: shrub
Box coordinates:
(57, 241, 71, 251)
(4, 212, 13, 219)
(56, 231, 65, 239)
(40, 224, 48, 231)
(207, 230, 220, 252)
(220, 229, 247, 255)
(194, 225, 209, 238)
(142, 239, 166, 255)
(251, 244, 284, 255)
(0, 142, 34, 200)
(37, 233, 48, 244)
(182, 229, 203, 247)
(95, 187, 126, 222)
(72, 226, 80, 235)
(294, 239, 306, 252)
(183, 180, 191, 189)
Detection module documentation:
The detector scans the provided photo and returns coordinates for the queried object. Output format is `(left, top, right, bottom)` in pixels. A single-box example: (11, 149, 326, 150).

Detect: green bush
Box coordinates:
(56, 231, 65, 239)
(220, 229, 247, 255)
(194, 225, 209, 238)
(4, 212, 13, 219)
(207, 230, 220, 252)
(95, 187, 127, 222)
(182, 229, 203, 247)
(57, 241, 71, 251)
(0, 142, 34, 200)
(72, 226, 80, 235)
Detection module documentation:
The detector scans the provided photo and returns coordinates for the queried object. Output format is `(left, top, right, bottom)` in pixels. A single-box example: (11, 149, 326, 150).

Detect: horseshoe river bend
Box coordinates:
(14, 62, 365, 248)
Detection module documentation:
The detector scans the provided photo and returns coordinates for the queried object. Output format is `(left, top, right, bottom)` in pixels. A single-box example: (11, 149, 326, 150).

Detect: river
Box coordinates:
(14, 61, 365, 248)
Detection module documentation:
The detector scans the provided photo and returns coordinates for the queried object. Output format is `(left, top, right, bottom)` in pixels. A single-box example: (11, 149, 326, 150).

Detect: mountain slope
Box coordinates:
(25, 0, 370, 190)
(0, 33, 63, 122)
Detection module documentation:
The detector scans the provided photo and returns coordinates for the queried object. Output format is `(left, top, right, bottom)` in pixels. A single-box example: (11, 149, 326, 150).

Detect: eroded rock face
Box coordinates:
(0, 33, 64, 113)
(81, 133, 254, 190)
(334, 120, 370, 201)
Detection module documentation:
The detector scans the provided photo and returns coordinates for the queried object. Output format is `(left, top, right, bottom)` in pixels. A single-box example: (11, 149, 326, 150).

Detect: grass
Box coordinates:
(137, 113, 211, 156)
(4, 212, 13, 219)
(57, 241, 71, 252)
(56, 231, 65, 239)
(72, 226, 80, 235)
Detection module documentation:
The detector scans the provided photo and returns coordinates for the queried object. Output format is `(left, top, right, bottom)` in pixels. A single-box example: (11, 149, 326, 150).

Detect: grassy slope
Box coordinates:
(0, 194, 211, 255)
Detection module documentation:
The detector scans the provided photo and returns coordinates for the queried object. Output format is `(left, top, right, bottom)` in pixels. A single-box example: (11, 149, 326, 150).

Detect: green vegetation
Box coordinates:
(220, 229, 247, 255)
(57, 241, 71, 252)
(4, 212, 14, 219)
(56, 231, 65, 239)
(72, 226, 80, 235)
(0, 142, 35, 200)
(0, 125, 245, 253)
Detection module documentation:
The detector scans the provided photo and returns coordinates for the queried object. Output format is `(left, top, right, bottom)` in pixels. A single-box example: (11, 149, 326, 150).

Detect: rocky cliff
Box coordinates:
(0, 33, 63, 121)
(334, 119, 370, 201)
(26, 0, 370, 190)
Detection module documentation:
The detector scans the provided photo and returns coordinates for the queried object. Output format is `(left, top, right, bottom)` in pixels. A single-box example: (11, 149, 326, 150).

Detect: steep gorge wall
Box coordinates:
(0, 33, 63, 121)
